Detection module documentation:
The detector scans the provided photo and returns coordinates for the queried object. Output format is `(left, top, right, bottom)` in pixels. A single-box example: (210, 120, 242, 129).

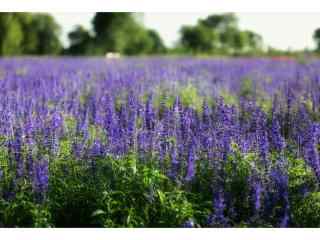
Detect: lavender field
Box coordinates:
(0, 57, 320, 227)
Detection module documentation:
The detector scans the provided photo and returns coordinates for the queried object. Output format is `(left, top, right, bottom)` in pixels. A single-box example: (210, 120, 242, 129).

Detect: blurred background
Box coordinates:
(1, 12, 320, 57)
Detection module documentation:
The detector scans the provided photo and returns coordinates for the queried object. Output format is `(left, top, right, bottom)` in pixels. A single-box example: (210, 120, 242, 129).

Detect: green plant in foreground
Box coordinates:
(91, 155, 194, 227)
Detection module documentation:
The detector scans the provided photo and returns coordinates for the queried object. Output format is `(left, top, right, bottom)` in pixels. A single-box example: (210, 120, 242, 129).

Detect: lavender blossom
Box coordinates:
(34, 158, 49, 201)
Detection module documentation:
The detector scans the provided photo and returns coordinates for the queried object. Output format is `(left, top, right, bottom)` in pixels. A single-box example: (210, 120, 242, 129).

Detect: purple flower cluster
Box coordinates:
(33, 158, 49, 201)
(1, 57, 320, 226)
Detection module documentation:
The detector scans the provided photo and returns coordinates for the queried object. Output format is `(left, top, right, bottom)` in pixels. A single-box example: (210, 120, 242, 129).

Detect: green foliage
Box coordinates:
(220, 77, 271, 108)
(0, 12, 267, 56)
(292, 192, 320, 227)
(123, 26, 154, 55)
(224, 143, 253, 221)
(84, 13, 166, 56)
(27, 14, 62, 55)
(49, 154, 101, 227)
(0, 143, 9, 172)
(180, 24, 219, 54)
(91, 155, 194, 227)
(0, 13, 23, 55)
(64, 25, 93, 55)
(179, 84, 203, 110)
(0, 150, 198, 227)
(49, 173, 101, 227)
(0, 13, 62, 56)
(282, 154, 319, 227)
(313, 28, 320, 52)
(239, 78, 254, 99)
(147, 29, 167, 54)
(220, 89, 239, 106)
(0, 145, 320, 227)
(288, 157, 317, 199)
(200, 13, 238, 31)
(153, 83, 204, 111)
(0, 190, 51, 227)
(153, 86, 175, 110)
(178, 13, 263, 55)
(257, 97, 273, 114)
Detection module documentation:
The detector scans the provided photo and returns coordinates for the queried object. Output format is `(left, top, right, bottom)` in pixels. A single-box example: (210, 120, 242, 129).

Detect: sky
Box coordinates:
(52, 13, 320, 50)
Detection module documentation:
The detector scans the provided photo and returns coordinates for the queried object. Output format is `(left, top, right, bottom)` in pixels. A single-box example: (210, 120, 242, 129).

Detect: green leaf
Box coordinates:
(157, 190, 166, 205)
(91, 209, 105, 217)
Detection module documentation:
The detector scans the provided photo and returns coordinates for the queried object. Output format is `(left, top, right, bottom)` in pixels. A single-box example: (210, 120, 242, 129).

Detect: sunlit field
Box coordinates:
(0, 57, 319, 227)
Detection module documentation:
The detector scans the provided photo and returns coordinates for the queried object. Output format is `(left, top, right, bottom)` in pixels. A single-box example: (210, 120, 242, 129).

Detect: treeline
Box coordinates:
(0, 12, 318, 56)
(65, 13, 166, 56)
(177, 14, 263, 55)
(0, 12, 166, 56)
(0, 13, 61, 55)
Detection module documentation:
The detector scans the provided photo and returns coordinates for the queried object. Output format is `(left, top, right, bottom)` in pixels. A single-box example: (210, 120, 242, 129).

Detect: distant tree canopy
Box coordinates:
(4, 12, 315, 57)
(65, 25, 94, 55)
(0, 14, 23, 55)
(65, 13, 167, 56)
(199, 13, 238, 31)
(313, 28, 320, 52)
(147, 29, 167, 54)
(178, 13, 263, 55)
(0, 13, 62, 56)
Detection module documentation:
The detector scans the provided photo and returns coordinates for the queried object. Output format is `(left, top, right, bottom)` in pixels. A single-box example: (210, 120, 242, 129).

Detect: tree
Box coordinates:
(0, 13, 23, 56)
(90, 12, 166, 55)
(313, 28, 320, 52)
(147, 29, 166, 54)
(178, 14, 239, 54)
(233, 31, 248, 54)
(123, 26, 153, 55)
(15, 13, 38, 54)
(92, 13, 132, 40)
(219, 28, 238, 54)
(30, 14, 62, 55)
(244, 30, 263, 52)
(200, 13, 240, 54)
(66, 25, 93, 55)
(92, 13, 136, 53)
(177, 13, 263, 55)
(0, 13, 62, 56)
(199, 13, 238, 32)
(123, 27, 167, 55)
(180, 25, 218, 54)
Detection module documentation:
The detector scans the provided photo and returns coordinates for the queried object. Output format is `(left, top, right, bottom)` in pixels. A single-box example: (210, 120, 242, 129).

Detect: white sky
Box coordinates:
(52, 13, 320, 50)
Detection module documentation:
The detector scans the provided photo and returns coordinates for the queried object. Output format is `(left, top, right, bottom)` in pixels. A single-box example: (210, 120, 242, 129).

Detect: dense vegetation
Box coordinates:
(0, 57, 320, 227)
(0, 13, 62, 56)
(2, 12, 320, 57)
(0, 12, 306, 57)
